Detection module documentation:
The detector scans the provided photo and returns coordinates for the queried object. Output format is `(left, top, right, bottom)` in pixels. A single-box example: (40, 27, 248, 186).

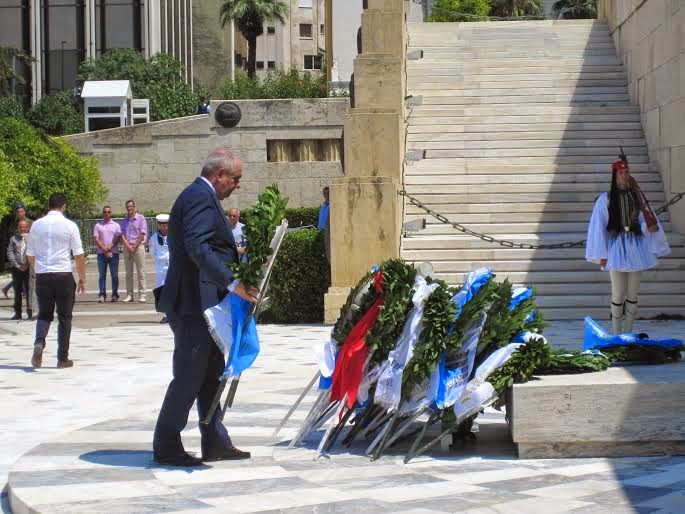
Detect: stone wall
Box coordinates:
(65, 99, 348, 214)
(599, 0, 685, 233)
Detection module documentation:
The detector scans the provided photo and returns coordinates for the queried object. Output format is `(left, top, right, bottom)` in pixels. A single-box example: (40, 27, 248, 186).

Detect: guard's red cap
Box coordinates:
(612, 159, 629, 172)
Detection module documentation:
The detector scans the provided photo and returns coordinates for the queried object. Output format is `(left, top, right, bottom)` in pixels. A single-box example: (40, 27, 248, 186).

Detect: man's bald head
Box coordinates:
(201, 148, 243, 201)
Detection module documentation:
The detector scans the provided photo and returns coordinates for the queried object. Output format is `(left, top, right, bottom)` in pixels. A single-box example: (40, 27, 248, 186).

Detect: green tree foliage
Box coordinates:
(26, 90, 84, 136)
(0, 149, 21, 219)
(428, 0, 491, 22)
(217, 68, 327, 100)
(262, 228, 330, 323)
(0, 46, 34, 95)
(0, 117, 106, 219)
(219, 0, 289, 78)
(489, 0, 543, 17)
(78, 49, 198, 121)
(0, 96, 24, 119)
(552, 0, 597, 19)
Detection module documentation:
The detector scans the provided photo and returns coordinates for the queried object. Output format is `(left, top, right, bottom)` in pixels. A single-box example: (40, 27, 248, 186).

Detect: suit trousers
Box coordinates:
(124, 246, 146, 297)
(11, 268, 31, 316)
(34, 273, 76, 361)
(153, 315, 232, 458)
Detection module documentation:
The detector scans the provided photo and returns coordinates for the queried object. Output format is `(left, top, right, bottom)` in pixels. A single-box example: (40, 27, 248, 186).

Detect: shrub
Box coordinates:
(0, 96, 24, 119)
(217, 68, 327, 100)
(0, 149, 20, 219)
(26, 90, 84, 136)
(552, 0, 597, 19)
(428, 0, 491, 21)
(0, 117, 106, 219)
(239, 206, 320, 228)
(78, 49, 199, 121)
(489, 0, 543, 17)
(261, 228, 330, 323)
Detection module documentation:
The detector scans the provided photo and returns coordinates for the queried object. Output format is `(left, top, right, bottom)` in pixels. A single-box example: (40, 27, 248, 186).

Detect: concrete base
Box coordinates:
(510, 359, 685, 459)
(324, 286, 353, 325)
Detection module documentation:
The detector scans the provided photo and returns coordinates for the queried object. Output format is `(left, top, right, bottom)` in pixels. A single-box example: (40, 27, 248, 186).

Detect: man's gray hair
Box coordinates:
(202, 148, 238, 177)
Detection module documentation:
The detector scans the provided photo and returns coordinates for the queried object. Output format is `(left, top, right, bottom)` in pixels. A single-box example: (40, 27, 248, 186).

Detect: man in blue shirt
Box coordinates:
(317, 186, 329, 229)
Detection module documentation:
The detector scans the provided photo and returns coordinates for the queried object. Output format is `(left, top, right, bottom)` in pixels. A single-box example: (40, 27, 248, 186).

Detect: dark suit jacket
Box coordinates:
(158, 177, 239, 318)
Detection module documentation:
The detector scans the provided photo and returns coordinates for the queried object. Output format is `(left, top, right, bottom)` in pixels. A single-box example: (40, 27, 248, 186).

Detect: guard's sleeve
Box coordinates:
(585, 193, 609, 263)
(640, 212, 671, 258)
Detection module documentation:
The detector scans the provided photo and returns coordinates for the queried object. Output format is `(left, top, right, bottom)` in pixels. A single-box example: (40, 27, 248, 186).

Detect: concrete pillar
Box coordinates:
(323, 0, 408, 324)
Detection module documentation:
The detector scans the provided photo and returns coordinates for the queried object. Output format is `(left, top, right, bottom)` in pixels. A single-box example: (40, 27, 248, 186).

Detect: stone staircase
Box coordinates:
(402, 20, 685, 321)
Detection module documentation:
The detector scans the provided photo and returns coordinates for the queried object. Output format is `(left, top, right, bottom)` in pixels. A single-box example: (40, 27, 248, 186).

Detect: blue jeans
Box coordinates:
(97, 253, 120, 299)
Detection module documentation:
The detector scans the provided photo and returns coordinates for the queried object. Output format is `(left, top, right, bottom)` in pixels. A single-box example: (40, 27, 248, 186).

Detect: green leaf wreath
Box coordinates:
(401, 278, 456, 395)
(229, 183, 288, 290)
(331, 270, 378, 347)
(366, 260, 417, 364)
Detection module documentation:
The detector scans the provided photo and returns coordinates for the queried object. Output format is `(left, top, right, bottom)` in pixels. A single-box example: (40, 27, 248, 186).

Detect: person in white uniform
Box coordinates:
(586, 156, 670, 334)
(150, 214, 170, 323)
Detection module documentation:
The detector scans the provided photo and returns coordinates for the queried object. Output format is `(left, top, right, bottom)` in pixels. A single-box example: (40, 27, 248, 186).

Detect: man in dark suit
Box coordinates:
(153, 148, 257, 467)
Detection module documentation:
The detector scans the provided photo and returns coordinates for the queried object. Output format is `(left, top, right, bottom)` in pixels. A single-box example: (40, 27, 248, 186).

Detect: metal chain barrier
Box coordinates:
(399, 189, 685, 250)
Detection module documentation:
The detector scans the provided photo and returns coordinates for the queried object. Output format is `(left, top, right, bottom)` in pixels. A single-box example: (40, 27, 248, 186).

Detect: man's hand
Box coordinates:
(234, 281, 260, 303)
(600, 259, 607, 268)
(77, 279, 86, 295)
(648, 224, 658, 233)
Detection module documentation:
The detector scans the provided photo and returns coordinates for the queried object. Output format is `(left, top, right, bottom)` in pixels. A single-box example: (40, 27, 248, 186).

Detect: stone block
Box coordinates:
(511, 360, 685, 458)
(353, 56, 404, 112)
(344, 110, 402, 181)
(329, 177, 401, 288)
(324, 287, 353, 325)
(670, 145, 685, 233)
(209, 99, 348, 130)
(361, 10, 404, 56)
(660, 97, 685, 149)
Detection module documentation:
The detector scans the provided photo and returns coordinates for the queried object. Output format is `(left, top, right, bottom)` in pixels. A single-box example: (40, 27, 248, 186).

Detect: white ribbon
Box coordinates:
(374, 276, 438, 412)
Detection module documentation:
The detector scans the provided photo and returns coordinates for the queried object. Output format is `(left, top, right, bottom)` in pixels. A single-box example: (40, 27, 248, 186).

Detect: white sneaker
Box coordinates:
(139, 295, 147, 303)
(123, 295, 133, 303)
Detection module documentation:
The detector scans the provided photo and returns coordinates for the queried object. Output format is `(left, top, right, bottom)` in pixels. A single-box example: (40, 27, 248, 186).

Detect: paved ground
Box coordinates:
(1, 277, 685, 513)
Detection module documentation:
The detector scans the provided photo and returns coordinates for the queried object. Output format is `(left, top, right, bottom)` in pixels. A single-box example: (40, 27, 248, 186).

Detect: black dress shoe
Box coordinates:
(153, 452, 204, 467)
(202, 447, 251, 462)
(11, 314, 21, 320)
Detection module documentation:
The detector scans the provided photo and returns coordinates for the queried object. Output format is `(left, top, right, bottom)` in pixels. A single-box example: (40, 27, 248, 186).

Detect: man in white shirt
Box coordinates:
(150, 214, 170, 323)
(26, 193, 87, 369)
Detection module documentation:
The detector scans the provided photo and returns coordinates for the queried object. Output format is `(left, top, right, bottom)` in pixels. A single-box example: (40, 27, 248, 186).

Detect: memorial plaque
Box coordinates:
(215, 102, 242, 128)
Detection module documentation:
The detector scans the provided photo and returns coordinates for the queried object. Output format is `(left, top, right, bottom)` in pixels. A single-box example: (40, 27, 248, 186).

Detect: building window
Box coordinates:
(267, 61, 276, 69)
(256, 61, 264, 70)
(298, 0, 313, 7)
(320, 24, 325, 36)
(303, 54, 322, 70)
(267, 26, 275, 35)
(299, 23, 312, 39)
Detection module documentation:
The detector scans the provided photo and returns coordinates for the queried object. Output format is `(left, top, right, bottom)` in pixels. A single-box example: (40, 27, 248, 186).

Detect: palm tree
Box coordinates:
(219, 0, 289, 79)
(0, 46, 34, 95)
(489, 0, 543, 17)
(552, 0, 597, 19)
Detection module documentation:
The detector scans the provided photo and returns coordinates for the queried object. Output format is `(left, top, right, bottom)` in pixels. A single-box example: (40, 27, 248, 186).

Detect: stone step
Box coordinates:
(423, 147, 648, 159)
(530, 282, 685, 296)
(408, 122, 644, 132)
(420, 96, 631, 106)
(427, 259, 684, 273)
(408, 139, 647, 151)
(408, 64, 626, 73)
(406, 211, 660, 223)
(408, 72, 628, 83)
(401, 246, 685, 262)
(526, 306, 685, 320)
(407, 131, 646, 142)
(423, 151, 649, 161)
(403, 173, 663, 185)
(415, 50, 619, 59)
(423, 269, 685, 284)
(409, 105, 640, 115)
(414, 41, 615, 52)
(402, 233, 685, 249)
(418, 222, 674, 235)
(413, 86, 630, 97)
(408, 79, 628, 89)
(414, 57, 623, 66)
(403, 202, 599, 215)
(401, 192, 665, 204)
(409, 159, 653, 169)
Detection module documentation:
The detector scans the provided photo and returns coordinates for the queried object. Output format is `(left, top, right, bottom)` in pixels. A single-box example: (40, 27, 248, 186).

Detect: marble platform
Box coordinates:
(511, 360, 685, 459)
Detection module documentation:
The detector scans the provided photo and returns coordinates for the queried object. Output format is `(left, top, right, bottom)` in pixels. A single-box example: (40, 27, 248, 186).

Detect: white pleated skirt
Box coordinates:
(605, 233, 657, 272)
